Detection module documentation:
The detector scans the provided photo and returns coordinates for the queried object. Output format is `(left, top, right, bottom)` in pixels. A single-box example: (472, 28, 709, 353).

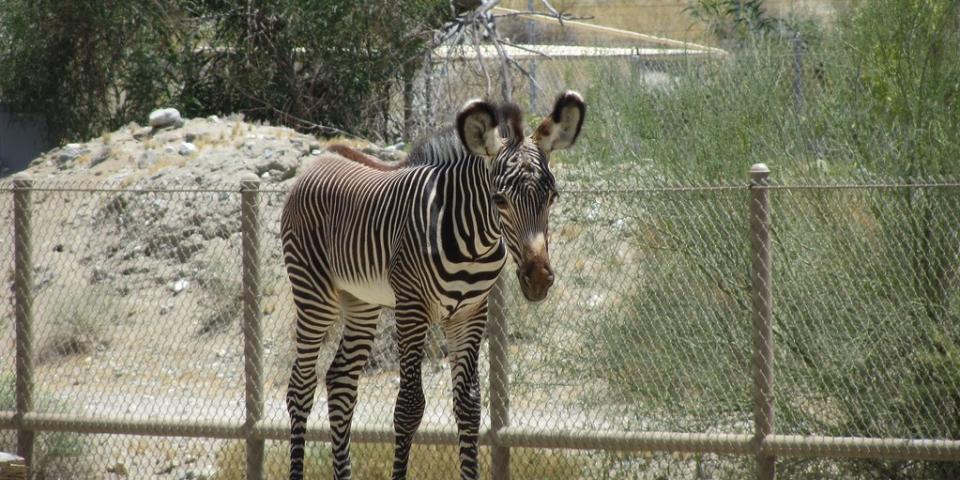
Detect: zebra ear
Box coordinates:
(533, 91, 585, 153)
(456, 99, 502, 158)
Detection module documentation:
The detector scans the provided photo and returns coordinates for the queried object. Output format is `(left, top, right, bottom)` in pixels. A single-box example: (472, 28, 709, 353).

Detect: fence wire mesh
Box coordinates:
(2, 178, 960, 479)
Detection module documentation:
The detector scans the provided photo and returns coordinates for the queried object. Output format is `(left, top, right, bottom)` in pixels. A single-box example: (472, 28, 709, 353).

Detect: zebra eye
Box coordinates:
(491, 193, 509, 208)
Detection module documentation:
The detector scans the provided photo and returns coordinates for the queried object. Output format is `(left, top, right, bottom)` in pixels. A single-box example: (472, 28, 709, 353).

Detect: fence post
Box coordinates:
(749, 164, 775, 480)
(526, 0, 538, 113)
(424, 49, 435, 133)
(13, 174, 35, 468)
(241, 175, 264, 480)
(488, 276, 511, 480)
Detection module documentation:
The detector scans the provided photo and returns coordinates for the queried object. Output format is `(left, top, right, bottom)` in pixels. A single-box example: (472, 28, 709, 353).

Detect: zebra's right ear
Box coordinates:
(456, 99, 502, 158)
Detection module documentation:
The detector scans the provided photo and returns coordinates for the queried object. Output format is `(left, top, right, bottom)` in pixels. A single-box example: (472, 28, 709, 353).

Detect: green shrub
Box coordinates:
(0, 1, 450, 144)
(0, 374, 92, 479)
(0, 1, 187, 142)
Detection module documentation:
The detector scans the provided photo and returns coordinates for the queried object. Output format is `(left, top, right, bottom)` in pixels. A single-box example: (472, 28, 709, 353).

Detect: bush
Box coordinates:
(550, 3, 960, 477)
(0, 375, 93, 479)
(0, 1, 187, 143)
(566, 0, 959, 183)
(0, 1, 451, 144)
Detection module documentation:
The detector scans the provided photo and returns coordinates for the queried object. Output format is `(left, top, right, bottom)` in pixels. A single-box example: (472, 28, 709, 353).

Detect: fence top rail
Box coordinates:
(4, 177, 960, 195)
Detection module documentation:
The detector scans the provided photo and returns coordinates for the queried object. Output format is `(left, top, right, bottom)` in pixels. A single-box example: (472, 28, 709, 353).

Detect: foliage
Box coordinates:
(0, 1, 451, 144)
(685, 0, 782, 43)
(549, 3, 960, 477)
(570, 0, 960, 183)
(182, 0, 450, 141)
(0, 375, 91, 478)
(37, 287, 115, 362)
(0, 1, 187, 143)
(840, 0, 960, 178)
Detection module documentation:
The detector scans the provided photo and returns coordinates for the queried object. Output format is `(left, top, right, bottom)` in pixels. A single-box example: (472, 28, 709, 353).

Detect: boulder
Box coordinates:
(149, 108, 183, 129)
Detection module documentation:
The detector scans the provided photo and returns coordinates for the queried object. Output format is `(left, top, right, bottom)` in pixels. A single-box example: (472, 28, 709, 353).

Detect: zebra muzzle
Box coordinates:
(517, 261, 555, 302)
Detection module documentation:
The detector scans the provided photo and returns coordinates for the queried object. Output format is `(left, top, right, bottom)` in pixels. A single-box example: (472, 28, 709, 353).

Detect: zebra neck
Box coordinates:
(437, 161, 503, 262)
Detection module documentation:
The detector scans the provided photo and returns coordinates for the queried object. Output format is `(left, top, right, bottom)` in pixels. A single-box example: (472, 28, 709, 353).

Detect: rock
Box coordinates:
(207, 115, 220, 123)
(180, 466, 217, 480)
(57, 143, 89, 169)
(133, 126, 154, 140)
(179, 142, 197, 156)
(184, 132, 197, 143)
(149, 108, 183, 129)
(88, 147, 111, 167)
(106, 462, 128, 476)
(175, 233, 205, 262)
(254, 154, 298, 181)
(363, 145, 406, 164)
(171, 279, 189, 294)
(156, 461, 177, 475)
(137, 150, 158, 169)
(91, 267, 110, 284)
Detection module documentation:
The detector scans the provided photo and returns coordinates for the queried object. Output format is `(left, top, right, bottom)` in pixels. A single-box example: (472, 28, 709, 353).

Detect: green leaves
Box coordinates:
(0, 0, 451, 144)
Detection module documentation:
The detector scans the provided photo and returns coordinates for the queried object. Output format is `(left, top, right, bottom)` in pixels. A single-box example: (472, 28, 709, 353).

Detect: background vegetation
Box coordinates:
(546, 1, 960, 478)
(0, 0, 450, 143)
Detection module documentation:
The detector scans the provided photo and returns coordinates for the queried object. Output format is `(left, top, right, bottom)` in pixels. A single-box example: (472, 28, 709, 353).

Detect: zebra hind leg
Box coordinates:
(285, 255, 341, 480)
(391, 299, 431, 480)
(325, 293, 381, 480)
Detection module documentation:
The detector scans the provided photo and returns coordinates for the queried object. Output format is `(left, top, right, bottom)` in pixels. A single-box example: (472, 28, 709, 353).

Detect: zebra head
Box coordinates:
(456, 91, 586, 302)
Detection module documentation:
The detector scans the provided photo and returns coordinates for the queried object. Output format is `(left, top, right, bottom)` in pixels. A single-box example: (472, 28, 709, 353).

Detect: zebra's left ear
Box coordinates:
(533, 91, 585, 154)
(456, 99, 502, 158)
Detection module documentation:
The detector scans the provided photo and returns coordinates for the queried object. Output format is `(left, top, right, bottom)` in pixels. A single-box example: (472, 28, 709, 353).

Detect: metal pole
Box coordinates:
(792, 32, 804, 117)
(241, 175, 264, 480)
(488, 276, 511, 480)
(425, 49, 434, 131)
(527, 0, 538, 112)
(13, 174, 35, 468)
(750, 164, 775, 480)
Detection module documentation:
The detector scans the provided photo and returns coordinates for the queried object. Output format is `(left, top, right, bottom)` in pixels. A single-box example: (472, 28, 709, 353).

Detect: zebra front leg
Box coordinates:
(444, 304, 487, 480)
(391, 300, 431, 480)
(285, 264, 341, 480)
(325, 293, 381, 480)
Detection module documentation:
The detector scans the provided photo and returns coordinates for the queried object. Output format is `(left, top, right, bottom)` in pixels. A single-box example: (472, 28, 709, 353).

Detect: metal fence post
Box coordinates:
(13, 174, 35, 468)
(424, 49, 435, 132)
(241, 175, 264, 480)
(749, 164, 775, 480)
(527, 0, 539, 113)
(488, 276, 511, 480)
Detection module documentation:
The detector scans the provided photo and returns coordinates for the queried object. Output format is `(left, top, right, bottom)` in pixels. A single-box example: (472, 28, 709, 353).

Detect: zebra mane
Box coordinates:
(406, 126, 474, 167)
(407, 103, 525, 167)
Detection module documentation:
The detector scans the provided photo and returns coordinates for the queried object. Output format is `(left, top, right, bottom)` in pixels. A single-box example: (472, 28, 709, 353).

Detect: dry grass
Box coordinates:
(214, 441, 590, 479)
(36, 288, 115, 363)
(147, 154, 187, 175)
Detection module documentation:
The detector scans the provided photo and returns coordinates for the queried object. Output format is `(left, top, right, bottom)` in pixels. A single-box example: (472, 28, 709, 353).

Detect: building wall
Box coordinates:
(0, 105, 49, 177)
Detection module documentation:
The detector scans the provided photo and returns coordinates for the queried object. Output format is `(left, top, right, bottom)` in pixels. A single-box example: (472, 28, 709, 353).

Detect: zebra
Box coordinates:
(281, 91, 585, 480)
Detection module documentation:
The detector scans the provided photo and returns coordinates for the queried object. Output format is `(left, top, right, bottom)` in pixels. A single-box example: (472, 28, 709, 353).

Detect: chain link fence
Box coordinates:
(3, 172, 960, 479)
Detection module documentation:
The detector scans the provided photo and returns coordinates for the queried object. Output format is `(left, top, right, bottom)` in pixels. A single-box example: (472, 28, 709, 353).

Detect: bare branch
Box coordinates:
(490, 11, 593, 22)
